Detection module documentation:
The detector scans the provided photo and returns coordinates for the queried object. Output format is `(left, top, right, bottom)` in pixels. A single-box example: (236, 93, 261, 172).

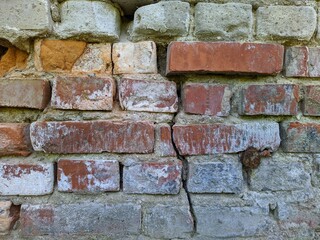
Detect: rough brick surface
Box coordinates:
(187, 156, 243, 193)
(281, 122, 320, 153)
(173, 122, 280, 155)
(240, 84, 299, 115)
(143, 205, 194, 238)
(285, 47, 320, 77)
(303, 85, 320, 116)
(131, 1, 190, 38)
(0, 46, 28, 77)
(57, 159, 120, 193)
(249, 156, 310, 191)
(0, 123, 31, 156)
(194, 3, 252, 40)
(155, 125, 176, 157)
(72, 43, 112, 74)
(20, 203, 141, 237)
(35, 39, 87, 72)
(0, 162, 54, 195)
(119, 77, 178, 113)
(31, 121, 155, 154)
(51, 76, 115, 110)
(0, 201, 19, 236)
(0, 79, 50, 109)
(256, 6, 316, 41)
(113, 41, 157, 74)
(55, 0, 121, 42)
(183, 83, 231, 116)
(167, 42, 284, 75)
(123, 160, 182, 194)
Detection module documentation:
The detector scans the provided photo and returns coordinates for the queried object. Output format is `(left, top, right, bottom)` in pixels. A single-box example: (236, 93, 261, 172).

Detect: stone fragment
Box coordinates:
(240, 84, 299, 115)
(36, 39, 86, 72)
(31, 121, 155, 154)
(0, 162, 54, 195)
(0, 123, 31, 156)
(119, 77, 178, 113)
(55, 0, 120, 42)
(256, 6, 316, 41)
(167, 42, 284, 75)
(195, 3, 253, 40)
(187, 155, 243, 193)
(57, 159, 120, 193)
(113, 41, 157, 74)
(183, 83, 231, 116)
(123, 160, 182, 194)
(51, 76, 114, 110)
(173, 122, 280, 155)
(0, 79, 50, 109)
(21, 203, 141, 237)
(131, 1, 190, 38)
(72, 43, 112, 74)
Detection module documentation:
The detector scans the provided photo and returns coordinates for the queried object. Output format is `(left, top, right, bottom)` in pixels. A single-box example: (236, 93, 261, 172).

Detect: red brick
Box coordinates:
(57, 159, 119, 193)
(119, 77, 178, 113)
(0, 163, 54, 195)
(0, 123, 32, 156)
(281, 122, 320, 152)
(240, 84, 299, 115)
(123, 160, 182, 194)
(183, 83, 231, 116)
(303, 85, 320, 116)
(0, 79, 50, 109)
(166, 42, 284, 75)
(51, 76, 114, 110)
(155, 124, 176, 157)
(173, 122, 280, 155)
(30, 121, 155, 154)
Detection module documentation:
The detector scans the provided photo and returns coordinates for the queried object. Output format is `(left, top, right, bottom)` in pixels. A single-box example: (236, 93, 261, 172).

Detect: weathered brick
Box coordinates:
(187, 155, 243, 194)
(0, 201, 19, 235)
(143, 205, 193, 239)
(249, 155, 310, 191)
(155, 124, 176, 157)
(0, 162, 54, 195)
(194, 205, 273, 238)
(72, 43, 112, 74)
(31, 121, 155, 154)
(0, 79, 50, 109)
(123, 160, 182, 194)
(55, 0, 120, 42)
(256, 6, 316, 41)
(183, 83, 231, 116)
(173, 122, 280, 155)
(119, 77, 178, 113)
(285, 47, 320, 77)
(0, 0, 52, 50)
(58, 159, 119, 193)
(0, 123, 31, 156)
(51, 76, 114, 111)
(20, 203, 141, 237)
(281, 122, 320, 153)
(166, 42, 284, 75)
(194, 3, 253, 40)
(303, 85, 320, 116)
(240, 84, 299, 116)
(0, 45, 28, 77)
(113, 41, 157, 74)
(35, 39, 87, 72)
(131, 1, 190, 38)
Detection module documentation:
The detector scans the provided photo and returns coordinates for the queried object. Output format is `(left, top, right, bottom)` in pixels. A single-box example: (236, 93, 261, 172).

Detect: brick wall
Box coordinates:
(1, 0, 320, 239)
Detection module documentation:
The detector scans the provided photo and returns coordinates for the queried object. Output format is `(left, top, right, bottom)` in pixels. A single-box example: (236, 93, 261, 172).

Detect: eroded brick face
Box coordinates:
(303, 85, 320, 116)
(167, 42, 284, 75)
(30, 121, 155, 154)
(240, 84, 299, 115)
(57, 159, 120, 193)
